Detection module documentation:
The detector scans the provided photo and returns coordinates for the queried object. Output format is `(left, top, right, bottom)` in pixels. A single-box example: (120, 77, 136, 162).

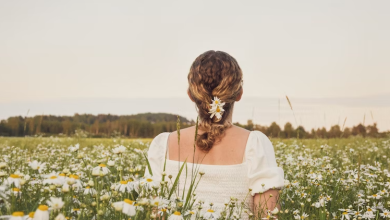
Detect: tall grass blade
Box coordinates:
(340, 117, 347, 138)
(285, 95, 299, 138)
(143, 152, 153, 176)
(23, 109, 30, 136)
(176, 115, 181, 195)
(363, 113, 365, 126)
(168, 159, 187, 200)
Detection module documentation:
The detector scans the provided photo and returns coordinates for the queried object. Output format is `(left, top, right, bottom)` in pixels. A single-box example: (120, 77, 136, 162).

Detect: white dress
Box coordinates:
(146, 130, 285, 219)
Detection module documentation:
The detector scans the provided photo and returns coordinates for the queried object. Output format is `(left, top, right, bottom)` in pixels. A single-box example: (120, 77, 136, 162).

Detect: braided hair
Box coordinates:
(188, 50, 243, 152)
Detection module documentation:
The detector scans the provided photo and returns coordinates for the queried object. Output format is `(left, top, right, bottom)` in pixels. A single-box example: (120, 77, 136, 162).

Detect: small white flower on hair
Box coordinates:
(208, 97, 225, 120)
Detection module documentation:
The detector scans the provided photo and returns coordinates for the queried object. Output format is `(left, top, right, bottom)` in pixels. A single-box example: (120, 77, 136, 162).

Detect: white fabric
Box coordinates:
(145, 130, 285, 216)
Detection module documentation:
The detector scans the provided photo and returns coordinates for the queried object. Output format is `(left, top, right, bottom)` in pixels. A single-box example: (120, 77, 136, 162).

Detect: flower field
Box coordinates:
(0, 136, 389, 220)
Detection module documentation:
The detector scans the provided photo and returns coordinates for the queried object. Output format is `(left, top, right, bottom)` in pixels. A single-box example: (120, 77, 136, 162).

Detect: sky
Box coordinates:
(0, 0, 389, 131)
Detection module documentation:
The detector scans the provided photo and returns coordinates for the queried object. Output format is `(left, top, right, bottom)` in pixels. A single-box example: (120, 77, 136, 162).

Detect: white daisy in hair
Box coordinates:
(208, 97, 225, 120)
(210, 96, 224, 107)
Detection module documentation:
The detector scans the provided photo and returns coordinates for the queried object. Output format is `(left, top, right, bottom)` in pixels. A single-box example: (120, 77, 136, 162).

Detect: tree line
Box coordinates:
(0, 113, 388, 138)
(0, 113, 192, 138)
(234, 120, 388, 138)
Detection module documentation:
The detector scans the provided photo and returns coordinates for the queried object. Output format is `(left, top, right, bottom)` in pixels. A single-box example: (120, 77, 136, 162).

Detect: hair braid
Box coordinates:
(188, 50, 243, 152)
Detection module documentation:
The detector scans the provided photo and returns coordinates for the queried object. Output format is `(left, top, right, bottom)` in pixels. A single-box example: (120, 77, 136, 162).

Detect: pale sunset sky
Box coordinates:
(1, 1, 389, 130)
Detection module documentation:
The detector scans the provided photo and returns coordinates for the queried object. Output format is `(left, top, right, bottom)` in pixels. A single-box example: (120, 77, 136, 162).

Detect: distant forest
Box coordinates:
(0, 113, 388, 138)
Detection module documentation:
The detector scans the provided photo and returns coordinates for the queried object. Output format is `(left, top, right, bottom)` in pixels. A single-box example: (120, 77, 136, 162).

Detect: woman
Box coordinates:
(146, 50, 285, 219)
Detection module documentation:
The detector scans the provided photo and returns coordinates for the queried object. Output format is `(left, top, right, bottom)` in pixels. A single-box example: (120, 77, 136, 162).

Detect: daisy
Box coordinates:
(33, 205, 49, 220)
(367, 193, 382, 199)
(7, 174, 21, 188)
(184, 210, 196, 217)
(83, 186, 97, 195)
(150, 196, 169, 209)
(47, 197, 65, 210)
(112, 201, 123, 211)
(107, 160, 115, 167)
(112, 199, 136, 216)
(28, 160, 46, 173)
(158, 207, 168, 216)
(8, 212, 25, 220)
(12, 188, 21, 196)
(66, 174, 82, 189)
(43, 173, 64, 186)
(54, 214, 66, 220)
(294, 212, 309, 219)
(341, 211, 350, 220)
(380, 209, 390, 218)
(68, 144, 79, 152)
(168, 211, 184, 220)
(26, 212, 34, 220)
(140, 173, 159, 190)
(112, 145, 126, 154)
(123, 199, 136, 216)
(203, 209, 220, 219)
(210, 96, 224, 107)
(92, 164, 110, 176)
(350, 210, 362, 218)
(208, 104, 225, 120)
(115, 180, 134, 193)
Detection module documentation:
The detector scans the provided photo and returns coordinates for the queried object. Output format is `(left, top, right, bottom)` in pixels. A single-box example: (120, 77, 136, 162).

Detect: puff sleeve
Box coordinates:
(246, 131, 285, 196)
(144, 132, 169, 181)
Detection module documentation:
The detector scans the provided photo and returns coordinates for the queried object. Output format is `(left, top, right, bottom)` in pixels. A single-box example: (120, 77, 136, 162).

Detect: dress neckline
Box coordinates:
(164, 130, 253, 167)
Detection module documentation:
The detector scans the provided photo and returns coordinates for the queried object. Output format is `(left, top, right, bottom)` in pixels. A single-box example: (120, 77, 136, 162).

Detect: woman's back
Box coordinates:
(145, 50, 284, 219)
(146, 128, 285, 219)
(167, 126, 251, 165)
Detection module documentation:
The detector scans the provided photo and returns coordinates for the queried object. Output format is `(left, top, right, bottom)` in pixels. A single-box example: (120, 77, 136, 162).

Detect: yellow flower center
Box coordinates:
(38, 205, 49, 211)
(343, 212, 347, 215)
(10, 174, 20, 178)
(59, 173, 66, 176)
(13, 188, 20, 192)
(12, 212, 24, 216)
(120, 180, 128, 184)
(50, 176, 57, 179)
(373, 194, 377, 197)
(215, 100, 219, 104)
(146, 178, 153, 182)
(70, 174, 79, 179)
(207, 209, 214, 213)
(190, 211, 195, 214)
(124, 199, 134, 205)
(216, 107, 221, 112)
(29, 212, 35, 217)
(99, 164, 106, 167)
(86, 186, 90, 189)
(73, 208, 80, 211)
(368, 208, 372, 211)
(174, 211, 181, 215)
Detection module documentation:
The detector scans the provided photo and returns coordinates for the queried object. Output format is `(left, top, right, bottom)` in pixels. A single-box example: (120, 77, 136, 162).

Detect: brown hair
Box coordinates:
(188, 50, 243, 152)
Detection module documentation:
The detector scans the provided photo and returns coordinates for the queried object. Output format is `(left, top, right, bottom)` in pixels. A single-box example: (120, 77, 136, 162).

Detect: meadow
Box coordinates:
(0, 135, 389, 220)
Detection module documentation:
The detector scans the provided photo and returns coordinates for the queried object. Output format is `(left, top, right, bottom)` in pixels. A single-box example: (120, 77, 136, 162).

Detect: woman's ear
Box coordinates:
(187, 89, 195, 102)
(235, 87, 243, 101)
